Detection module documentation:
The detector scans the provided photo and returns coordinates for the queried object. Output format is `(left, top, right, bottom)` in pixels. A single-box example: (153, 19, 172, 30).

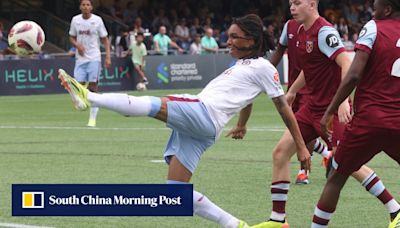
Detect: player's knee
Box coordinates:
(272, 146, 290, 163)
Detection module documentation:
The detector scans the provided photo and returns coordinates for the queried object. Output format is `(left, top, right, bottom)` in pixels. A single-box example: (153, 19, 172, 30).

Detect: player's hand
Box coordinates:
(338, 101, 352, 124)
(76, 44, 85, 56)
(297, 146, 311, 173)
(320, 112, 334, 141)
(178, 48, 184, 53)
(286, 92, 296, 107)
(105, 57, 111, 68)
(225, 125, 247, 139)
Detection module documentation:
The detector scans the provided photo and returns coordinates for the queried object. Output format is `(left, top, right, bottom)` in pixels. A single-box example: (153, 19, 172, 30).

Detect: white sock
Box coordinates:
(313, 140, 330, 158)
(87, 92, 161, 117)
(193, 191, 239, 228)
(89, 107, 99, 120)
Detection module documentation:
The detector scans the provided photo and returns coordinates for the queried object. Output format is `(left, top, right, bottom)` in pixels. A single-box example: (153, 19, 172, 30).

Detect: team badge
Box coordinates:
(306, 41, 313, 53)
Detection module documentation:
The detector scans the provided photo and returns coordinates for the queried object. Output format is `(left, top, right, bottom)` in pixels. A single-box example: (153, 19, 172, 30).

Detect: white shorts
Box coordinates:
(162, 96, 216, 173)
(74, 61, 101, 83)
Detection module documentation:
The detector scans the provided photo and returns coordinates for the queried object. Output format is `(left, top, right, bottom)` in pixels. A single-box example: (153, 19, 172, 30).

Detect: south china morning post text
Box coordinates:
(49, 194, 182, 207)
(12, 184, 193, 216)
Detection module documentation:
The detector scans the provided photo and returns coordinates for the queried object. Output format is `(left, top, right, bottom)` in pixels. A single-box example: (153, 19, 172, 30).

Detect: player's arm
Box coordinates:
(286, 70, 306, 106)
(334, 52, 352, 123)
(272, 95, 311, 172)
(101, 36, 111, 68)
(321, 51, 369, 138)
(226, 103, 253, 139)
(269, 44, 286, 67)
(69, 36, 85, 56)
(270, 21, 289, 67)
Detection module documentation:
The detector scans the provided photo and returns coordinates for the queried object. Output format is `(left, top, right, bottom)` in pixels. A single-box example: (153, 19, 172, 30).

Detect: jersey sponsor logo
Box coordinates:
(79, 30, 91, 35)
(359, 27, 367, 38)
(326, 34, 339, 48)
(306, 41, 313, 53)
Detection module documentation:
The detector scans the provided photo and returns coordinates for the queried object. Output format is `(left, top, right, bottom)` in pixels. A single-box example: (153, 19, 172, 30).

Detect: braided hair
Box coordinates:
(232, 14, 275, 58)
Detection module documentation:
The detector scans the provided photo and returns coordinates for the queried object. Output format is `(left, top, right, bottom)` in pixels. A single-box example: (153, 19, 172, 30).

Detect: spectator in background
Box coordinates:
(201, 27, 218, 54)
(202, 16, 214, 34)
(218, 28, 229, 48)
(337, 17, 349, 36)
(175, 18, 190, 50)
(151, 9, 171, 34)
(128, 32, 148, 85)
(341, 33, 354, 51)
(123, 1, 138, 25)
(110, 0, 123, 20)
(153, 25, 183, 55)
(189, 34, 202, 55)
(131, 17, 145, 34)
(189, 17, 204, 38)
(346, 5, 359, 26)
(0, 22, 8, 53)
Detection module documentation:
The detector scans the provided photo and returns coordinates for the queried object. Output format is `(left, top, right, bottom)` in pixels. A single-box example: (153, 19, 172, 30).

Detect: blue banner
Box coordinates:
(12, 184, 193, 216)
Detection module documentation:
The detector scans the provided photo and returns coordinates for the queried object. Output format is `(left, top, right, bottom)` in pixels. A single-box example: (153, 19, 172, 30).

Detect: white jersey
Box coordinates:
(69, 14, 108, 63)
(198, 57, 284, 136)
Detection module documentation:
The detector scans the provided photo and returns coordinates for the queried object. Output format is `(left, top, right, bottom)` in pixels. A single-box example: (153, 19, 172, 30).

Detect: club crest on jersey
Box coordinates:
(306, 41, 313, 53)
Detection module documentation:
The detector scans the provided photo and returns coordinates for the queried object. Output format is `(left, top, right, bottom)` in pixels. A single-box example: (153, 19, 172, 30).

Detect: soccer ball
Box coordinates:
(136, 82, 147, 91)
(8, 20, 45, 56)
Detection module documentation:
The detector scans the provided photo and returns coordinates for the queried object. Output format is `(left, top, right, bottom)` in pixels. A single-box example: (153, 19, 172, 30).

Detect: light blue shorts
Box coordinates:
(74, 61, 102, 82)
(162, 99, 216, 174)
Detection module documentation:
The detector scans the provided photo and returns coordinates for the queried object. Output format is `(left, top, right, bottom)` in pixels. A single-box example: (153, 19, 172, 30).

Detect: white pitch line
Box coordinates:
(150, 160, 166, 163)
(0, 125, 285, 132)
(0, 222, 54, 228)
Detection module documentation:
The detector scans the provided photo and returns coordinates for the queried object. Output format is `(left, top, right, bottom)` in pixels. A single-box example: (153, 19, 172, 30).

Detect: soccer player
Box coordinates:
(58, 14, 311, 228)
(314, 0, 400, 227)
(270, 18, 331, 185)
(252, 1, 399, 227)
(128, 32, 148, 86)
(69, 0, 111, 127)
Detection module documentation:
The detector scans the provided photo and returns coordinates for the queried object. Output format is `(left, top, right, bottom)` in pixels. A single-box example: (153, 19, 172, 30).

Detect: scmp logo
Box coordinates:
(22, 192, 44, 209)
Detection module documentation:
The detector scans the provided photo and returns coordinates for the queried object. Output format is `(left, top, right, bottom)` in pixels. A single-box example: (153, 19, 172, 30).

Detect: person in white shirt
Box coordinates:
(59, 14, 310, 228)
(69, 0, 111, 127)
(189, 34, 202, 54)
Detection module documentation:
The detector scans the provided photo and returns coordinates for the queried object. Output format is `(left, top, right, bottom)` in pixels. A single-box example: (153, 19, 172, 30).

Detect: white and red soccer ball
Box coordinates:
(8, 20, 45, 56)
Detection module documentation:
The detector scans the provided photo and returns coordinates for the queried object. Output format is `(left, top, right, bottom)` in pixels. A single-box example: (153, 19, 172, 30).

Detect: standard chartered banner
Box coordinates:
(0, 54, 283, 95)
(144, 54, 236, 90)
(0, 57, 135, 96)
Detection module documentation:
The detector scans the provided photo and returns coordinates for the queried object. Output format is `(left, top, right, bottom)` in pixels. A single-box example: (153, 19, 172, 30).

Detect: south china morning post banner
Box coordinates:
(12, 184, 193, 216)
(0, 57, 135, 95)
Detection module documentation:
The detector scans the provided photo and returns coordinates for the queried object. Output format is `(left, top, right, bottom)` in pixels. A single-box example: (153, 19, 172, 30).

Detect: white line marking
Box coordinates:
(0, 222, 54, 228)
(0, 125, 285, 132)
(150, 160, 166, 163)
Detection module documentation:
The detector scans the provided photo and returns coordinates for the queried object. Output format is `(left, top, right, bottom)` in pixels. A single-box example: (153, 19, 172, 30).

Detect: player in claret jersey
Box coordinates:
(314, 0, 400, 227)
(253, 0, 400, 227)
(270, 18, 331, 185)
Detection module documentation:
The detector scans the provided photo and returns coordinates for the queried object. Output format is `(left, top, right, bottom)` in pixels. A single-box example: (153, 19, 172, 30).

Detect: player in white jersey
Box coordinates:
(58, 14, 310, 228)
(69, 0, 111, 127)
